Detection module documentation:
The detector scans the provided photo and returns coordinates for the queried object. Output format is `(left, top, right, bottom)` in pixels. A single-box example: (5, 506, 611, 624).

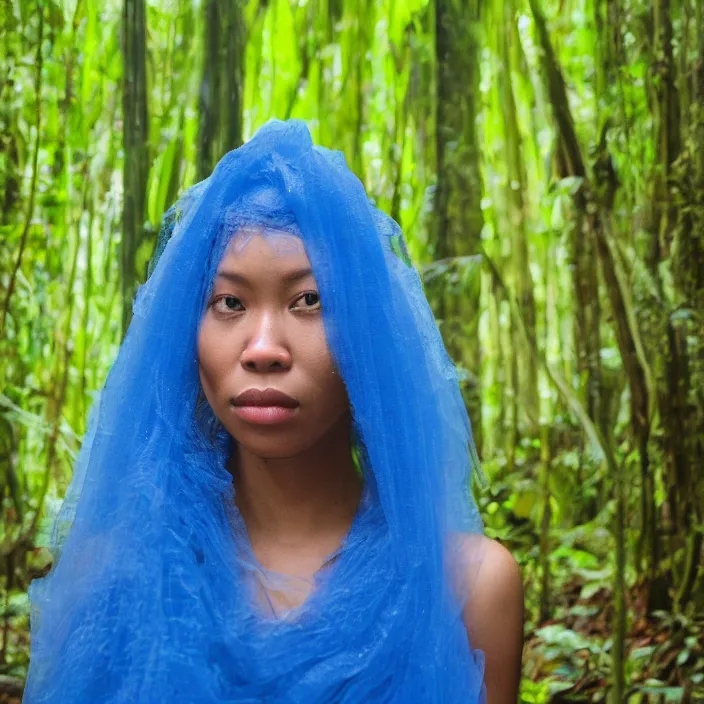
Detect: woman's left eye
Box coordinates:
(291, 292, 321, 310)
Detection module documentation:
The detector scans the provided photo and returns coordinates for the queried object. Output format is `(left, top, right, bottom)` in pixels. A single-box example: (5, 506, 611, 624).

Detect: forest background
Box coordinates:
(1, 0, 703, 701)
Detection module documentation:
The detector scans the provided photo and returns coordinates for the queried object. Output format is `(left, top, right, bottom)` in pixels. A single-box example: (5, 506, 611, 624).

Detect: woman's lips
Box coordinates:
(230, 405, 298, 425)
(230, 388, 299, 426)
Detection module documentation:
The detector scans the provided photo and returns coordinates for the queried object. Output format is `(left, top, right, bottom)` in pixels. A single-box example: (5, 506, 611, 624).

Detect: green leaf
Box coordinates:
(629, 645, 656, 661)
(636, 685, 684, 701)
(676, 649, 689, 666)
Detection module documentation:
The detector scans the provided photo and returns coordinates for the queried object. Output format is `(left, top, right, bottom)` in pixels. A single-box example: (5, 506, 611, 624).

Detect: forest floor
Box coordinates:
(522, 573, 704, 701)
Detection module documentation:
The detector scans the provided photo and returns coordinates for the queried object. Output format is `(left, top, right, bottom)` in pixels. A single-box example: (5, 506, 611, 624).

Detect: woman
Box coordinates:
(24, 120, 523, 703)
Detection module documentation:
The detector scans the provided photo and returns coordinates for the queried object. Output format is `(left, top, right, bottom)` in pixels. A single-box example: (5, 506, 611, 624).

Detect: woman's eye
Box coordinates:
(212, 296, 244, 314)
(292, 292, 321, 310)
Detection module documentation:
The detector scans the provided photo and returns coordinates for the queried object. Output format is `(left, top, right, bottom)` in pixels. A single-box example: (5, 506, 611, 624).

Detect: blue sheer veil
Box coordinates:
(24, 120, 486, 703)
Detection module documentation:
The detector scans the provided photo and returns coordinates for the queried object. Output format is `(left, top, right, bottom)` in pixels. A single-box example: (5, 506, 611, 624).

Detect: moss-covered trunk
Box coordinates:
(498, 0, 539, 431)
(433, 0, 484, 452)
(197, 0, 244, 181)
(121, 0, 149, 334)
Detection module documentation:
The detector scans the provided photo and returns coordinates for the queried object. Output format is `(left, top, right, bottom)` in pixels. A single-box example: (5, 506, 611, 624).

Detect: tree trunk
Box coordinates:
(197, 0, 244, 182)
(666, 0, 704, 610)
(526, 0, 658, 696)
(222, 1, 244, 155)
(573, 213, 602, 429)
(645, 0, 686, 612)
(499, 1, 539, 430)
(538, 423, 552, 624)
(121, 0, 149, 335)
(649, 0, 680, 271)
(433, 0, 484, 453)
(197, 0, 221, 181)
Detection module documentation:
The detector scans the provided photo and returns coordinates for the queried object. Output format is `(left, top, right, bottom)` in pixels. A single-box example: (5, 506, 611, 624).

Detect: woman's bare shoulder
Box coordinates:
(461, 534, 522, 594)
(450, 533, 522, 594)
(455, 534, 524, 703)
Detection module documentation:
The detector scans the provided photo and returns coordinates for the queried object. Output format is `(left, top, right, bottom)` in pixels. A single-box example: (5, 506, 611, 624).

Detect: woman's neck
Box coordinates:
(230, 416, 363, 555)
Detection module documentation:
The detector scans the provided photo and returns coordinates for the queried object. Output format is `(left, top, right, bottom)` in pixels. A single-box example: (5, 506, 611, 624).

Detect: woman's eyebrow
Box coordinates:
(216, 267, 314, 285)
(281, 267, 314, 283)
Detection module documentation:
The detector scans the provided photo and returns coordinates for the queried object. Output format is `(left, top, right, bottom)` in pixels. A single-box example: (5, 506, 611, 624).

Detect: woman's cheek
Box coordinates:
(197, 323, 229, 405)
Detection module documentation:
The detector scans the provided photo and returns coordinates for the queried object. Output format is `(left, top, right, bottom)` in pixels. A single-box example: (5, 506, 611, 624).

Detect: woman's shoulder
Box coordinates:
(461, 534, 522, 591)
(454, 532, 523, 628)
(455, 533, 524, 702)
(450, 532, 522, 595)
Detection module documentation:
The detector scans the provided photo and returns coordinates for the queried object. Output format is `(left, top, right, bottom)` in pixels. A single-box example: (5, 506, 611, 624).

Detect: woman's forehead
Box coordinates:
(220, 229, 311, 269)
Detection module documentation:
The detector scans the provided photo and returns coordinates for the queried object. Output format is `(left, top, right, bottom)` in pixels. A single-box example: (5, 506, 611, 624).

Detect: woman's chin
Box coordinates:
(229, 429, 313, 461)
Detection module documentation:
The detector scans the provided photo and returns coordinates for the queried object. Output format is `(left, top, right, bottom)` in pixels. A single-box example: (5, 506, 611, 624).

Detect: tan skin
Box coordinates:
(198, 231, 524, 702)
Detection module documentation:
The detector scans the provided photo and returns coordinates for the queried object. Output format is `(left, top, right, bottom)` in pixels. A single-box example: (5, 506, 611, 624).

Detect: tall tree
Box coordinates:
(647, 0, 692, 614)
(665, 0, 704, 611)
(433, 0, 484, 451)
(497, 0, 539, 430)
(526, 1, 646, 697)
(121, 0, 149, 334)
(197, 0, 244, 181)
(649, 0, 680, 274)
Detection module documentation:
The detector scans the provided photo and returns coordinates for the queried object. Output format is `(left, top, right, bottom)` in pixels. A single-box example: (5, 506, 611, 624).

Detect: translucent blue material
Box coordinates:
(24, 120, 486, 703)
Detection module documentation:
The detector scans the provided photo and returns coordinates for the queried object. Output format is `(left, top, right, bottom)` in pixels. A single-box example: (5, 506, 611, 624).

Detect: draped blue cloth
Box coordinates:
(24, 120, 486, 703)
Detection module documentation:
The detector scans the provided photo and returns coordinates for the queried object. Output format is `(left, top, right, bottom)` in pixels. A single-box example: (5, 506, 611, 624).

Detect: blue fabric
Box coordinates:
(24, 120, 486, 703)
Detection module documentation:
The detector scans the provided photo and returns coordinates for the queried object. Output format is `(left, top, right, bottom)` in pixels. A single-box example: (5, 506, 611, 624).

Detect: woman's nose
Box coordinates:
(239, 316, 292, 372)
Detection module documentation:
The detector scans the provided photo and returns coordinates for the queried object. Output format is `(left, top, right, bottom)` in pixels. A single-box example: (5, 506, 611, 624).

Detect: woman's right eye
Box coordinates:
(212, 296, 244, 314)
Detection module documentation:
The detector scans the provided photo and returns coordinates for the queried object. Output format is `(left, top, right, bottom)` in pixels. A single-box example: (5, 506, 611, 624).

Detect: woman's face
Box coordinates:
(198, 231, 350, 458)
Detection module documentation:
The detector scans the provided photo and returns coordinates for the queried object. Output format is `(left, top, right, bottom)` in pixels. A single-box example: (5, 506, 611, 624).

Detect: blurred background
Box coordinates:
(1, 0, 703, 701)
